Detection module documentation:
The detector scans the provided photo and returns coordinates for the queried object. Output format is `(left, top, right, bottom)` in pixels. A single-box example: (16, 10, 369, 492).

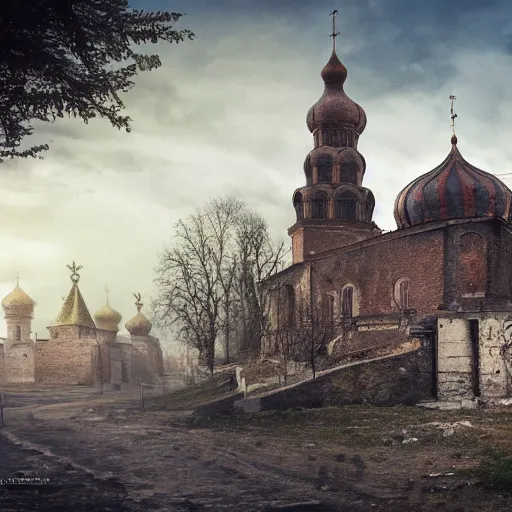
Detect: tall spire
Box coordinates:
(330, 9, 340, 52)
(450, 95, 458, 145)
(289, 10, 379, 264)
(52, 262, 95, 328)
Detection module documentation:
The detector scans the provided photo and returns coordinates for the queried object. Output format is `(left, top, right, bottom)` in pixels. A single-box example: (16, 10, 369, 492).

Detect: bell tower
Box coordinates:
(2, 276, 35, 346)
(289, 10, 380, 263)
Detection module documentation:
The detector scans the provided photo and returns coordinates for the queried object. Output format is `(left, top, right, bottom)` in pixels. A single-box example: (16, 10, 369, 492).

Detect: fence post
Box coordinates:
(0, 393, 4, 427)
(140, 383, 145, 413)
(242, 377, 247, 399)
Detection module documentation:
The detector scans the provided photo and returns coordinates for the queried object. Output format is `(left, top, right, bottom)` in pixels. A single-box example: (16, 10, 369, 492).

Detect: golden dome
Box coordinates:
(125, 312, 152, 336)
(2, 284, 35, 309)
(125, 293, 152, 336)
(94, 303, 122, 332)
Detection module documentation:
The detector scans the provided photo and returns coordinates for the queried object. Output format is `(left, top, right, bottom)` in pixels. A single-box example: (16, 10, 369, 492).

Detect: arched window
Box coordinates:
(311, 191, 328, 220)
(341, 286, 354, 318)
(293, 192, 304, 221)
(394, 278, 410, 310)
(335, 192, 357, 221)
(316, 155, 333, 183)
(339, 159, 359, 185)
(15, 325, 21, 341)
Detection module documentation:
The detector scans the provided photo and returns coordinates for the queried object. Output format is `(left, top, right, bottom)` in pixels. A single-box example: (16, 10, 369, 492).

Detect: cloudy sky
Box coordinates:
(1, 0, 512, 349)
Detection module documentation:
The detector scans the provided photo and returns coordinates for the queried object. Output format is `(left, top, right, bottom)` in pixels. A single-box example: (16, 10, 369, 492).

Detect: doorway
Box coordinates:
(469, 319, 481, 397)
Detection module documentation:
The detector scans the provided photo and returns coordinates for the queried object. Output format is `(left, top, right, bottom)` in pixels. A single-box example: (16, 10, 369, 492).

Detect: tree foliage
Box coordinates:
(0, 0, 194, 162)
(152, 197, 287, 373)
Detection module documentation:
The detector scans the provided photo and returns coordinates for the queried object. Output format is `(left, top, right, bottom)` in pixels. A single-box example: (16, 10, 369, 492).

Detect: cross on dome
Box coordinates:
(450, 95, 458, 144)
(330, 9, 340, 52)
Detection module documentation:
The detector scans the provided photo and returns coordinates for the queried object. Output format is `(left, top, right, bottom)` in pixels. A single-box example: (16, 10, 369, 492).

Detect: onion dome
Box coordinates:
(2, 280, 35, 317)
(306, 51, 367, 144)
(2, 284, 34, 309)
(394, 135, 512, 229)
(94, 303, 122, 332)
(125, 293, 152, 336)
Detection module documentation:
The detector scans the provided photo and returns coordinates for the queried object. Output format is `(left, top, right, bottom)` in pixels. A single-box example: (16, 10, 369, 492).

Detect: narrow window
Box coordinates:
(335, 193, 358, 221)
(15, 325, 21, 341)
(293, 192, 304, 221)
(311, 192, 328, 219)
(342, 286, 354, 318)
(399, 280, 409, 309)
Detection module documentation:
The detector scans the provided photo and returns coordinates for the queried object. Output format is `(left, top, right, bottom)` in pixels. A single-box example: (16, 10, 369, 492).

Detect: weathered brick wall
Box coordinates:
(48, 325, 96, 340)
(264, 225, 445, 358)
(0, 345, 4, 384)
(35, 338, 98, 385)
(310, 228, 445, 318)
(3, 342, 35, 383)
(247, 341, 433, 411)
(291, 223, 378, 264)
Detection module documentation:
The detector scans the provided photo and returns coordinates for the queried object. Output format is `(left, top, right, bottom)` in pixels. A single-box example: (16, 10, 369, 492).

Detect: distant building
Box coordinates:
(0, 265, 163, 388)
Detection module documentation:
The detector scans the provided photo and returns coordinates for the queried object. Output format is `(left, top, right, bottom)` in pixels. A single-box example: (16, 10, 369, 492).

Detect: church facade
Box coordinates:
(0, 263, 164, 388)
(263, 30, 512, 405)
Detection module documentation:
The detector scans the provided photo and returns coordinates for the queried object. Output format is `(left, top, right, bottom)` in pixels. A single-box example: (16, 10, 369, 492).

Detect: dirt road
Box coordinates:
(0, 388, 383, 511)
(1, 388, 512, 511)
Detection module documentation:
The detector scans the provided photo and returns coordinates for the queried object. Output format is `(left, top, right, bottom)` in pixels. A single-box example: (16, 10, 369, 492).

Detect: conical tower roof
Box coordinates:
(52, 262, 95, 329)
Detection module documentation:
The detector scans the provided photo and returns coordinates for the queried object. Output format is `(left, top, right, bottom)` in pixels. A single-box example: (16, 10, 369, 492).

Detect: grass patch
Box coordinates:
(185, 405, 503, 449)
(471, 446, 512, 491)
(146, 369, 238, 411)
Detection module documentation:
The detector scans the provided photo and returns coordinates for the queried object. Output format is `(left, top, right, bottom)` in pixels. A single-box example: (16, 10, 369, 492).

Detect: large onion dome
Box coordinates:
(394, 135, 512, 229)
(94, 303, 122, 332)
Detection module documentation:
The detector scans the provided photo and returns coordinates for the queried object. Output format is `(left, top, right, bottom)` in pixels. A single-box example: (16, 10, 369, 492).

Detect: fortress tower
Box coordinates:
(1, 278, 36, 383)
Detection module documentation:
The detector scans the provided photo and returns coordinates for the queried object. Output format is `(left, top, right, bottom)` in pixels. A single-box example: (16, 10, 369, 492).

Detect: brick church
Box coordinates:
(263, 18, 512, 406)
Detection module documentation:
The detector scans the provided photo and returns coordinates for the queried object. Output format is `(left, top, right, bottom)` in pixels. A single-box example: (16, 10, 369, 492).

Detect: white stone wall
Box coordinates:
(437, 313, 510, 402)
(437, 318, 474, 400)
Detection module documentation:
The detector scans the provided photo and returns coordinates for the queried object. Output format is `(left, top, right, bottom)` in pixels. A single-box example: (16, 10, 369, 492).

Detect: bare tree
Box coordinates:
(153, 212, 224, 375)
(153, 197, 285, 373)
(204, 197, 244, 364)
(234, 210, 287, 354)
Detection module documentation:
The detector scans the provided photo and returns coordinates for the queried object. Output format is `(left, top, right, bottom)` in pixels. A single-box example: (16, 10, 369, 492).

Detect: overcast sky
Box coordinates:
(1, 0, 511, 349)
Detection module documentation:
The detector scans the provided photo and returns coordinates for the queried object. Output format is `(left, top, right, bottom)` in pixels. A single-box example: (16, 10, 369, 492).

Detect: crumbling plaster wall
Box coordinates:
(437, 313, 510, 401)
